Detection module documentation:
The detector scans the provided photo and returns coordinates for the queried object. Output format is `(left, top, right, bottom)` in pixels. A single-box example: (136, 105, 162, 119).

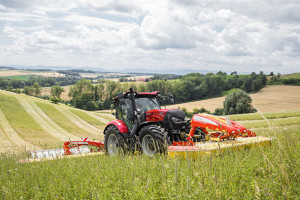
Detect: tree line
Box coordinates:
(68, 71, 267, 111)
(0, 76, 80, 91)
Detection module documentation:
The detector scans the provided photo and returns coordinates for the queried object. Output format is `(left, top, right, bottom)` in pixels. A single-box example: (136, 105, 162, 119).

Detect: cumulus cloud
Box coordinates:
(0, 0, 299, 73)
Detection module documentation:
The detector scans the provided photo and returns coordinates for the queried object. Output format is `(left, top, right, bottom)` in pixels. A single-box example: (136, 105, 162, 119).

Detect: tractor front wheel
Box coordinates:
(105, 126, 126, 156)
(139, 125, 168, 156)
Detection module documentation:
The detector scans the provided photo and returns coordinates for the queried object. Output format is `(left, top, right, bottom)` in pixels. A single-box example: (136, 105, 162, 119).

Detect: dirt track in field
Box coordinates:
(167, 85, 300, 112)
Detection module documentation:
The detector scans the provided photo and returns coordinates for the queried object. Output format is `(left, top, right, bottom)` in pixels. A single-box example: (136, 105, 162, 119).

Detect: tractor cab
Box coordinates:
(114, 90, 161, 130)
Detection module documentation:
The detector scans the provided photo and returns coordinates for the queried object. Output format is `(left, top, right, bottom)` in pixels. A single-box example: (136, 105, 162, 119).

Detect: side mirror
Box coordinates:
(118, 93, 125, 105)
(169, 94, 175, 104)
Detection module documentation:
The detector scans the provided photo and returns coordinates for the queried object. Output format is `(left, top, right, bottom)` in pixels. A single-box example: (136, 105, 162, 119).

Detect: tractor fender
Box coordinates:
(136, 121, 161, 136)
(104, 120, 129, 134)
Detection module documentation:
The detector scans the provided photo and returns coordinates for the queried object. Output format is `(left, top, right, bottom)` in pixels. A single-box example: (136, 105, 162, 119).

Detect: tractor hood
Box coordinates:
(145, 109, 169, 122)
(145, 109, 185, 122)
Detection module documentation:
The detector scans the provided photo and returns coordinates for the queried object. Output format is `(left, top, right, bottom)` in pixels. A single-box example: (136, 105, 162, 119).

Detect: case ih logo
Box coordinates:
(193, 116, 218, 126)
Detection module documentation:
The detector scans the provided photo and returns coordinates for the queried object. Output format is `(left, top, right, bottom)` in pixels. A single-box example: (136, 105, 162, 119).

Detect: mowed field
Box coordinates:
(0, 90, 114, 153)
(168, 85, 300, 112)
(0, 87, 299, 199)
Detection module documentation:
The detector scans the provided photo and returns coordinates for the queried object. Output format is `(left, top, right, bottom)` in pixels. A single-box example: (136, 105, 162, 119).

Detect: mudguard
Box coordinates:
(104, 120, 129, 134)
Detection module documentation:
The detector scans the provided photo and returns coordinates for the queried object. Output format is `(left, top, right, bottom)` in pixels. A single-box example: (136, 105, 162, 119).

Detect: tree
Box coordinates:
(50, 85, 65, 99)
(223, 89, 255, 115)
(32, 82, 41, 96)
(68, 79, 93, 98)
(22, 86, 33, 95)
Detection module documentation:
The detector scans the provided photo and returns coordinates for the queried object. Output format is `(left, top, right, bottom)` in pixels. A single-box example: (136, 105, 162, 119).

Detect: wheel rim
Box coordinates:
(107, 134, 119, 156)
(142, 135, 157, 156)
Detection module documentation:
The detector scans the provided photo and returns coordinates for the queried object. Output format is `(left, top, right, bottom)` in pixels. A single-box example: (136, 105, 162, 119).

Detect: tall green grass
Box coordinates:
(0, 119, 299, 199)
(0, 125, 299, 199)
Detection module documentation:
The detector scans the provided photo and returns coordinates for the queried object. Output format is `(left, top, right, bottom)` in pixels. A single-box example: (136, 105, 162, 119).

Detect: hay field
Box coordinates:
(0, 70, 65, 78)
(168, 85, 300, 112)
(0, 70, 28, 76)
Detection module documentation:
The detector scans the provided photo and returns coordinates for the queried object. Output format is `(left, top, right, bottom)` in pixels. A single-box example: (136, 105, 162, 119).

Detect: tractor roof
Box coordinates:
(113, 91, 160, 100)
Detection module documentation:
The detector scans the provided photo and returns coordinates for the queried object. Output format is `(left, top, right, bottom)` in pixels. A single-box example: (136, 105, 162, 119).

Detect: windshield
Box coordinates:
(135, 97, 160, 113)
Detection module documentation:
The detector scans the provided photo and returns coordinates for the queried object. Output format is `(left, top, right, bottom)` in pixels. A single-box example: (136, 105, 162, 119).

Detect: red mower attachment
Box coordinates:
(63, 137, 105, 155)
(187, 113, 256, 142)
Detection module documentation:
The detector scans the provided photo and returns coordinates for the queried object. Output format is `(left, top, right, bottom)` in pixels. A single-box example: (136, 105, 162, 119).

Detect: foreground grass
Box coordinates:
(0, 124, 299, 199)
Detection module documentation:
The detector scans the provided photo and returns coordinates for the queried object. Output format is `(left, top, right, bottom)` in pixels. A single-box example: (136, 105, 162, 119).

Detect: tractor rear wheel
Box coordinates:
(105, 126, 126, 156)
(139, 125, 168, 156)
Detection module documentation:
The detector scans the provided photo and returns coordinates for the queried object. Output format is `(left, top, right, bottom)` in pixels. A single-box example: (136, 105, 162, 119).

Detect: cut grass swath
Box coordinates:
(0, 94, 59, 149)
(69, 109, 106, 129)
(35, 102, 99, 140)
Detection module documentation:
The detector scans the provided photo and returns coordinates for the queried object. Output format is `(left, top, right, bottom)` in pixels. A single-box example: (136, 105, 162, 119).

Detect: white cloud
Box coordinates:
(0, 0, 299, 73)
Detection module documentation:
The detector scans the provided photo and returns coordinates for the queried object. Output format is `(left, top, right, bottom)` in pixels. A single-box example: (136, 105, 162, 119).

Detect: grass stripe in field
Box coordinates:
(57, 107, 102, 135)
(0, 123, 20, 153)
(36, 102, 101, 141)
(0, 108, 39, 150)
(69, 109, 106, 129)
(94, 112, 116, 121)
(227, 110, 300, 121)
(17, 98, 72, 142)
(0, 94, 61, 149)
(29, 101, 81, 141)
(238, 116, 300, 128)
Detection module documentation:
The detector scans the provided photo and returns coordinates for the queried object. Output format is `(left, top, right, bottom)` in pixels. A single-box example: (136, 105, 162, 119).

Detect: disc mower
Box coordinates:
(28, 89, 272, 161)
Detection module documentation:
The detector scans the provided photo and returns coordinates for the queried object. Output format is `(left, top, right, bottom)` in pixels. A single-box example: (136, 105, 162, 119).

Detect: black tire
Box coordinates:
(104, 126, 126, 156)
(138, 125, 168, 156)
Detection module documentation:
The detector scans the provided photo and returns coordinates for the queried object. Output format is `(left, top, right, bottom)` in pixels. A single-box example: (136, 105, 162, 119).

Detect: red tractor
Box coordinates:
(104, 89, 189, 156)
(61, 89, 256, 158)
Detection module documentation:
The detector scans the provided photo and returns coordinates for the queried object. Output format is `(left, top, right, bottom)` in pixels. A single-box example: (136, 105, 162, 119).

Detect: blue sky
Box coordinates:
(0, 0, 299, 74)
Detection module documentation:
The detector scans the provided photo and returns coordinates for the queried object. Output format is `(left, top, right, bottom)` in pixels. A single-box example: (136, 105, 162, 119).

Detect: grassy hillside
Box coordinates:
(0, 90, 106, 150)
(281, 72, 300, 79)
